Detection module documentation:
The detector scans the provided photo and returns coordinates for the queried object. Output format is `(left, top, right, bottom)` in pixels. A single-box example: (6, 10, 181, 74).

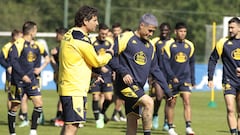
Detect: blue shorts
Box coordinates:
(223, 83, 239, 96)
(169, 82, 191, 96)
(8, 81, 41, 103)
(60, 96, 87, 124)
(90, 82, 113, 94)
(117, 84, 145, 117)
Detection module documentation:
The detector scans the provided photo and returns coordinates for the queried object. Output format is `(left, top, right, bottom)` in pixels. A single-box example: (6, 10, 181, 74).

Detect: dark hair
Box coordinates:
(22, 21, 36, 35)
(175, 22, 187, 30)
(98, 23, 109, 30)
(56, 27, 68, 35)
(75, 5, 98, 27)
(11, 29, 22, 39)
(112, 23, 121, 29)
(228, 17, 240, 24)
(159, 22, 171, 31)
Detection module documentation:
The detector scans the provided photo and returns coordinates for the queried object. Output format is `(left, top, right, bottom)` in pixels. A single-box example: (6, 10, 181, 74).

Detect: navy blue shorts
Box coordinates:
(60, 96, 87, 124)
(117, 84, 145, 117)
(169, 82, 191, 95)
(8, 81, 41, 103)
(90, 81, 113, 94)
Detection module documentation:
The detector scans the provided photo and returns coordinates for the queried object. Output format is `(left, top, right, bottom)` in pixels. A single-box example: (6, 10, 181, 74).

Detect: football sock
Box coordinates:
(143, 130, 151, 135)
(8, 110, 16, 134)
(153, 99, 161, 116)
(31, 107, 42, 130)
(186, 121, 191, 128)
(101, 100, 111, 114)
(92, 100, 99, 120)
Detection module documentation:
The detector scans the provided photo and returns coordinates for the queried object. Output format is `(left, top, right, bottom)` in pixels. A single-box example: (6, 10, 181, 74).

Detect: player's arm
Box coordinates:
(34, 44, 50, 75)
(189, 52, 196, 86)
(0, 51, 9, 69)
(150, 52, 172, 99)
(8, 45, 28, 81)
(162, 45, 176, 81)
(50, 47, 58, 72)
(80, 41, 113, 68)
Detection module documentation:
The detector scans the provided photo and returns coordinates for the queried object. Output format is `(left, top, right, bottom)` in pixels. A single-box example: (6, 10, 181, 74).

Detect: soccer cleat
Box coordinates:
(162, 123, 169, 131)
(119, 116, 126, 122)
(19, 120, 29, 127)
(111, 115, 120, 122)
(54, 119, 64, 127)
(29, 129, 37, 135)
(186, 127, 195, 135)
(96, 113, 104, 128)
(152, 116, 159, 129)
(168, 128, 178, 135)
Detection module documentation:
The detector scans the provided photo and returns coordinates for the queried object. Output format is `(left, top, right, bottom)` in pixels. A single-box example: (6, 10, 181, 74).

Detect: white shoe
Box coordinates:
(78, 123, 84, 128)
(111, 115, 120, 122)
(96, 113, 104, 128)
(186, 127, 195, 135)
(168, 128, 178, 135)
(19, 120, 29, 127)
(119, 117, 126, 122)
(29, 129, 37, 135)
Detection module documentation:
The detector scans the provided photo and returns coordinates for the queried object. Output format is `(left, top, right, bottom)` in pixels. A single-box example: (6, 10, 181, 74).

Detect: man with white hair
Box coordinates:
(109, 13, 173, 135)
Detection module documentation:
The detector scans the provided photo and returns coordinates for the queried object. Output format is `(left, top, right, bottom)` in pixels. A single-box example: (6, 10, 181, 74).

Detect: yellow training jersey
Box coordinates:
(58, 27, 112, 96)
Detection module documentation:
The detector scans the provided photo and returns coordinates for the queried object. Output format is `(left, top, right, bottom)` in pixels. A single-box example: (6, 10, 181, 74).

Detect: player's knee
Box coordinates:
(142, 95, 153, 108)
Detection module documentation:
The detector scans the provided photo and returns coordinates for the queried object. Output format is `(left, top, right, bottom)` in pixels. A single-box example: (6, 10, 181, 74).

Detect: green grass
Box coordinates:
(0, 90, 230, 135)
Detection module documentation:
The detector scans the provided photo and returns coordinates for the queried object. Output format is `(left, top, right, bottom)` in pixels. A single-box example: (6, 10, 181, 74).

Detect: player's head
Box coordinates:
(56, 27, 68, 42)
(138, 13, 158, 40)
(159, 22, 171, 39)
(22, 21, 37, 39)
(228, 17, 240, 38)
(98, 23, 109, 41)
(75, 5, 99, 32)
(175, 22, 187, 41)
(11, 29, 22, 41)
(112, 22, 122, 38)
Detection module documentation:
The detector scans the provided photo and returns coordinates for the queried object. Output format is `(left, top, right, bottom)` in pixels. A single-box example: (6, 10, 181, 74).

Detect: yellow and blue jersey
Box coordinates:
(0, 42, 14, 81)
(58, 27, 112, 97)
(163, 38, 195, 85)
(208, 37, 240, 86)
(33, 41, 49, 68)
(152, 37, 173, 78)
(109, 31, 172, 97)
(91, 36, 113, 83)
(8, 38, 40, 85)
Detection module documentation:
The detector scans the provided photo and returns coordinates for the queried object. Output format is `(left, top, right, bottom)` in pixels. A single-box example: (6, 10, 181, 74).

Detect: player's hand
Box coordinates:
(173, 77, 179, 83)
(236, 67, 240, 77)
(22, 75, 31, 83)
(95, 76, 104, 83)
(208, 80, 214, 88)
(101, 66, 109, 73)
(123, 74, 133, 85)
(7, 66, 12, 74)
(106, 48, 114, 56)
(34, 67, 41, 75)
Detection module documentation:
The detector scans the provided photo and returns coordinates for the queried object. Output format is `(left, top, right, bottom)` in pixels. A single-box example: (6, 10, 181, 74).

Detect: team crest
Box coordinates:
(175, 52, 187, 63)
(134, 51, 147, 65)
(27, 51, 36, 62)
(97, 48, 106, 55)
(231, 48, 240, 60)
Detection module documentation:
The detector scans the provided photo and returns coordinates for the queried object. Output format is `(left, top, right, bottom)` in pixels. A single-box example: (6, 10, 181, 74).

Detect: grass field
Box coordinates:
(0, 90, 231, 135)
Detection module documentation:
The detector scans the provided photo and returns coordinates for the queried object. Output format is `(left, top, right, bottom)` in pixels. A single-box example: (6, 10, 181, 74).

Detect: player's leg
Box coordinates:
(126, 113, 138, 135)
(60, 96, 86, 135)
(8, 84, 22, 135)
(225, 94, 237, 134)
(236, 91, 240, 135)
(181, 91, 195, 135)
(139, 94, 154, 135)
(167, 95, 177, 135)
(19, 94, 29, 127)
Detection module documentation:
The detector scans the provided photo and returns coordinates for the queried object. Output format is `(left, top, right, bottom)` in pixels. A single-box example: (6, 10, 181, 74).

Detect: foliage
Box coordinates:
(0, 0, 239, 62)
